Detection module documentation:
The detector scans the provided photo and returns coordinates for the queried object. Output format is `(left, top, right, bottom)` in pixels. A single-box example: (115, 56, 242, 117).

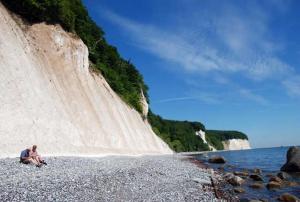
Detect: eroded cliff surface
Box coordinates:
(0, 3, 172, 157)
(222, 139, 251, 150)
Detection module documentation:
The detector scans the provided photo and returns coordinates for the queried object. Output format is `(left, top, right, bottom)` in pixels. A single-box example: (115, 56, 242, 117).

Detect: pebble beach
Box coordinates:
(0, 155, 232, 202)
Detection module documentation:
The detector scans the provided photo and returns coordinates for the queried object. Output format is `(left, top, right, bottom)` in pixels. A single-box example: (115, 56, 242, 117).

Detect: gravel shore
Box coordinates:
(0, 155, 230, 202)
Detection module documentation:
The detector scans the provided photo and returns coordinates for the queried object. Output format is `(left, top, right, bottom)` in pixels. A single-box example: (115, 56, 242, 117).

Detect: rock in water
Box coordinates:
(281, 147, 300, 173)
(278, 193, 300, 202)
(285, 181, 299, 187)
(249, 174, 263, 181)
(266, 181, 281, 190)
(249, 182, 264, 189)
(208, 156, 226, 164)
(234, 171, 249, 176)
(269, 176, 283, 184)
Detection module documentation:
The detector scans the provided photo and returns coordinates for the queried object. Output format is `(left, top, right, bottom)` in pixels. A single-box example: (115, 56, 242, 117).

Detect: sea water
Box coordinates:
(194, 146, 300, 200)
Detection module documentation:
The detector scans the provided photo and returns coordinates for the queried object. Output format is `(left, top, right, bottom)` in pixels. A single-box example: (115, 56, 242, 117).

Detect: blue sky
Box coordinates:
(82, 0, 300, 148)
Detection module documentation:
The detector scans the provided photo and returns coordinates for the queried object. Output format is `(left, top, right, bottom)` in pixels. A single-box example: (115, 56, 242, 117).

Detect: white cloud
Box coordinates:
(103, 10, 221, 73)
(238, 89, 269, 105)
(102, 7, 291, 81)
(98, 2, 299, 101)
(155, 86, 270, 105)
(155, 93, 221, 105)
(283, 76, 300, 97)
(248, 57, 292, 80)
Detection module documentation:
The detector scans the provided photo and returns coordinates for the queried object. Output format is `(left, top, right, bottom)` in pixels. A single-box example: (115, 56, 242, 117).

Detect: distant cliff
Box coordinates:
(222, 139, 251, 150)
(205, 130, 251, 150)
(148, 111, 250, 152)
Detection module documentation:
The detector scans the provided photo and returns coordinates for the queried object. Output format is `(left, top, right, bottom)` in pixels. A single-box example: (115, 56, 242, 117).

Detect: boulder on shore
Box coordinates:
(228, 175, 245, 186)
(281, 147, 300, 173)
(224, 173, 245, 186)
(208, 156, 226, 164)
(277, 171, 290, 180)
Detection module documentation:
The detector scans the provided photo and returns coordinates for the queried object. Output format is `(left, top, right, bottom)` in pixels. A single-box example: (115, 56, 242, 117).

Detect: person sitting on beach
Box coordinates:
(20, 148, 41, 167)
(29, 145, 47, 165)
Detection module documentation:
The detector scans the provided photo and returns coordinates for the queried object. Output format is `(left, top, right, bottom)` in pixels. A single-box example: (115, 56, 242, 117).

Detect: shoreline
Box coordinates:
(184, 155, 238, 201)
(187, 149, 300, 202)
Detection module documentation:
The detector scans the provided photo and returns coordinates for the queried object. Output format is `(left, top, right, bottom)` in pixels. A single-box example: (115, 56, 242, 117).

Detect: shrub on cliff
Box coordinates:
(148, 111, 209, 152)
(206, 130, 248, 140)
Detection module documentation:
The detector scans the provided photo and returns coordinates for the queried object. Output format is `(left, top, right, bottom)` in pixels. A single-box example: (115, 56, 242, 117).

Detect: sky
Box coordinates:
(82, 0, 300, 148)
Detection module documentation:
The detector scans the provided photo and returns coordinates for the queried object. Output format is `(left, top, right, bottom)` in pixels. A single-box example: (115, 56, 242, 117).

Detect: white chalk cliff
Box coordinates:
(0, 3, 172, 157)
(196, 130, 216, 151)
(196, 130, 250, 151)
(222, 139, 251, 150)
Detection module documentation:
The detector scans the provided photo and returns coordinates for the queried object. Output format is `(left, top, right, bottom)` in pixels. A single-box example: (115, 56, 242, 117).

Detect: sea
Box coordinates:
(194, 146, 300, 201)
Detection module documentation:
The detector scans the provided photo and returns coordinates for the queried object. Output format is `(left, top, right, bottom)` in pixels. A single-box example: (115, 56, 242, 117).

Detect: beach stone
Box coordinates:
(234, 171, 249, 177)
(281, 146, 300, 173)
(277, 171, 290, 180)
(192, 178, 210, 184)
(250, 174, 264, 181)
(269, 176, 283, 184)
(266, 181, 281, 189)
(224, 173, 235, 180)
(278, 193, 300, 202)
(233, 187, 245, 193)
(208, 156, 226, 164)
(249, 182, 264, 189)
(228, 175, 245, 186)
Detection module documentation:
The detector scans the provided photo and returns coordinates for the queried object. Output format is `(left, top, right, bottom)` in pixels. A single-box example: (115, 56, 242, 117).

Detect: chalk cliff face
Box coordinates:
(196, 130, 216, 151)
(222, 139, 251, 150)
(0, 3, 172, 157)
(140, 90, 149, 117)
